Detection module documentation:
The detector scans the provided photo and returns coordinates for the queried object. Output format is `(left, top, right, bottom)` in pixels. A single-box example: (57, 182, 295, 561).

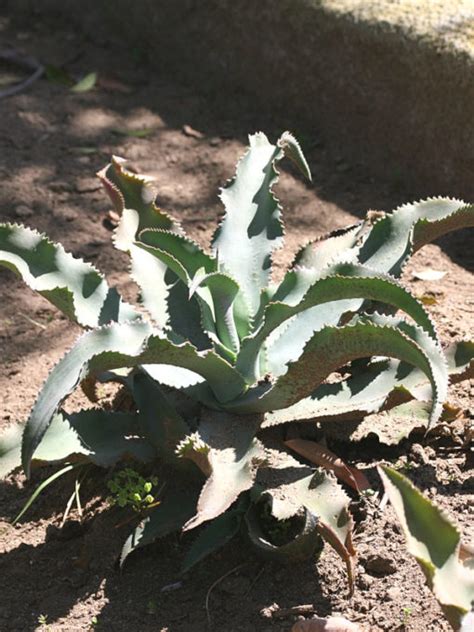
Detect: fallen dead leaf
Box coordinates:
(285, 439, 371, 493)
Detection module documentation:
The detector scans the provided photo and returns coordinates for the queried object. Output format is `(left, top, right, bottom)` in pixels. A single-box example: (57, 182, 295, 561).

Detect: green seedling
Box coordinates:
(401, 606, 413, 626)
(37, 614, 50, 631)
(146, 599, 158, 615)
(108, 468, 159, 513)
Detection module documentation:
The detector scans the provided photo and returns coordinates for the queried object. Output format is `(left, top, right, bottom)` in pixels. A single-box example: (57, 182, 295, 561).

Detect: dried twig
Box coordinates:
(0, 49, 44, 99)
(205, 562, 249, 623)
(18, 312, 47, 330)
(244, 563, 265, 596)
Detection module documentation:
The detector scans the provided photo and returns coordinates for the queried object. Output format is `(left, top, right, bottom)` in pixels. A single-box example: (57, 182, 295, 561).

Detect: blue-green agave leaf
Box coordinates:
(39, 410, 155, 466)
(139, 229, 216, 278)
(181, 504, 245, 573)
(22, 321, 247, 476)
(262, 338, 472, 429)
(228, 320, 447, 425)
(0, 423, 23, 478)
(246, 502, 321, 564)
(278, 131, 312, 181)
(292, 224, 362, 271)
(98, 157, 178, 326)
(190, 271, 241, 354)
(236, 264, 438, 382)
(294, 199, 474, 280)
(212, 132, 309, 317)
(248, 449, 354, 580)
(131, 371, 189, 464)
(136, 238, 235, 357)
(0, 223, 137, 327)
(359, 199, 474, 276)
(120, 483, 200, 566)
(180, 411, 264, 531)
(1, 410, 155, 478)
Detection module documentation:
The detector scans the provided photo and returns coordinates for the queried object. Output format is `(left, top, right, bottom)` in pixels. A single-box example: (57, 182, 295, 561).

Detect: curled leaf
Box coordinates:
(285, 439, 371, 493)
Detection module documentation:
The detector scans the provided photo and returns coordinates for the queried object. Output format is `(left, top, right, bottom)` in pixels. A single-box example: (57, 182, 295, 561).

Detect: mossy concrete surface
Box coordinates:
(7, 0, 474, 199)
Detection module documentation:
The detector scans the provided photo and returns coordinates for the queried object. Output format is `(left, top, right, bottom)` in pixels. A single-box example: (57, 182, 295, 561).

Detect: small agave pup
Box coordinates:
(0, 132, 473, 584)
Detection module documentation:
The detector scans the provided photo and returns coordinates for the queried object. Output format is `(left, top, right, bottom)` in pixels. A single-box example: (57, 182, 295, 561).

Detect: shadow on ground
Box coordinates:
(0, 469, 333, 632)
(1, 11, 472, 273)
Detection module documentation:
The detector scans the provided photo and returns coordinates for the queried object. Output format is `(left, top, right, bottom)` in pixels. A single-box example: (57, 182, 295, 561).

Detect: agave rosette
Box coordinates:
(1, 132, 473, 576)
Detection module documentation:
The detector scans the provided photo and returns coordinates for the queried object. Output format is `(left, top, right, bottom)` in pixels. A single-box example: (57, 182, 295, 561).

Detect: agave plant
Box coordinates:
(0, 132, 473, 580)
(379, 466, 474, 631)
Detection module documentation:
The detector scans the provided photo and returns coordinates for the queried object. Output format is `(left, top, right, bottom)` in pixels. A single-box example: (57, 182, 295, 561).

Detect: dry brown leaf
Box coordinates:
(285, 439, 371, 493)
(291, 616, 361, 631)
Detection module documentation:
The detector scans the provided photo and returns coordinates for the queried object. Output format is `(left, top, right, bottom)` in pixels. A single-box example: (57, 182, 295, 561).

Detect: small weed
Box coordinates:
(107, 468, 159, 513)
(37, 614, 51, 630)
(146, 599, 158, 615)
(401, 606, 413, 626)
(394, 459, 414, 474)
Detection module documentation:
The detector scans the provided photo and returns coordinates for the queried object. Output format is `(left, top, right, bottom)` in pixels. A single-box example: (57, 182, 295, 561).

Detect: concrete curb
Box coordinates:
(7, 0, 474, 199)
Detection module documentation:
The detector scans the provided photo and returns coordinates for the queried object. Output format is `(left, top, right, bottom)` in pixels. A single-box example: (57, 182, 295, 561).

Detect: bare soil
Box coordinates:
(0, 12, 472, 632)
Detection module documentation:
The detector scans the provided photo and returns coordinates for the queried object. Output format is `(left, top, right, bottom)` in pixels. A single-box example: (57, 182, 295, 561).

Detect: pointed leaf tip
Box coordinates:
(279, 131, 312, 182)
(211, 132, 285, 316)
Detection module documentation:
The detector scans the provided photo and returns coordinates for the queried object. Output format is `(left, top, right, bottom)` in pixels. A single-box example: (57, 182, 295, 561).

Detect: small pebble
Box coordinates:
(14, 204, 34, 218)
(386, 586, 402, 601)
(357, 573, 374, 590)
(54, 207, 79, 221)
(75, 177, 101, 193)
(361, 553, 397, 576)
(49, 181, 73, 193)
(424, 446, 436, 459)
(409, 443, 429, 465)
